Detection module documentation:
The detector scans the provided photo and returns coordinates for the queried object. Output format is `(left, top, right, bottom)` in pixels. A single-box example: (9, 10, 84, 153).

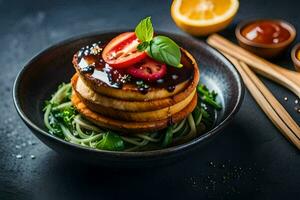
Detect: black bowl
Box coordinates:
(13, 31, 244, 167)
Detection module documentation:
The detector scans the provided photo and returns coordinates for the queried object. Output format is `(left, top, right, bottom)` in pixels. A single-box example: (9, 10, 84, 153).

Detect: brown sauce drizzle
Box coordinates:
(77, 40, 194, 94)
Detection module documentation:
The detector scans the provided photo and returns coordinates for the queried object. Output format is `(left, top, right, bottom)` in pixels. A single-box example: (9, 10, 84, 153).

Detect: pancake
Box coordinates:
(71, 68, 199, 112)
(73, 47, 198, 101)
(73, 75, 196, 122)
(71, 91, 198, 134)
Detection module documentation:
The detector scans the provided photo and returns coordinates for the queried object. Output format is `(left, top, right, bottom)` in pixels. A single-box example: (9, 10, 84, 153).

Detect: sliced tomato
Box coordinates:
(102, 32, 147, 68)
(127, 58, 167, 82)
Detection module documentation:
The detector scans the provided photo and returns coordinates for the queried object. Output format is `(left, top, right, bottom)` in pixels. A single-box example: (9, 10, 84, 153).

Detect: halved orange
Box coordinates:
(171, 0, 239, 36)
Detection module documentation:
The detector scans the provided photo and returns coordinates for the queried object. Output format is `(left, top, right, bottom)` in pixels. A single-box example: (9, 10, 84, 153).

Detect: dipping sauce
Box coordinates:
(241, 21, 291, 45)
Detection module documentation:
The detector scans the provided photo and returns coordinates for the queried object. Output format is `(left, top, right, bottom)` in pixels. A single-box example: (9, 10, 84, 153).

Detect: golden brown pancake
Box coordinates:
(71, 91, 198, 134)
(73, 75, 196, 122)
(71, 69, 199, 112)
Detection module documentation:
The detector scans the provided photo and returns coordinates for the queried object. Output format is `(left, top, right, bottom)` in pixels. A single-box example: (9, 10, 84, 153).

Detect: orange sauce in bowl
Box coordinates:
(241, 21, 291, 45)
(297, 50, 300, 61)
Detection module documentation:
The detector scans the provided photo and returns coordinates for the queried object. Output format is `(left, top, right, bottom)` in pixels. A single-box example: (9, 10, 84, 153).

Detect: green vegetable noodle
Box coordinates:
(43, 83, 221, 152)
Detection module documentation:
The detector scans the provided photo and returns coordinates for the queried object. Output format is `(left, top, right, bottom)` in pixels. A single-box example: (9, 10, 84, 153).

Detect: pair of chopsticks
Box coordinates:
(207, 34, 300, 150)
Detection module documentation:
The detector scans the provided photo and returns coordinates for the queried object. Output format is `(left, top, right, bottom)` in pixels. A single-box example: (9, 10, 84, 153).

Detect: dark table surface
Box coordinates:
(1, 0, 300, 199)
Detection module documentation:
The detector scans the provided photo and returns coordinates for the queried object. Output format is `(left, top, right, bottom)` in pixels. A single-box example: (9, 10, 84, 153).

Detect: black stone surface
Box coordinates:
(0, 0, 299, 199)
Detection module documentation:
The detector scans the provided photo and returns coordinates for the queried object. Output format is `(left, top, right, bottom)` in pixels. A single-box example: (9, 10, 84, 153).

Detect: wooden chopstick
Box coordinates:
(223, 53, 300, 150)
(207, 34, 300, 98)
(239, 61, 300, 139)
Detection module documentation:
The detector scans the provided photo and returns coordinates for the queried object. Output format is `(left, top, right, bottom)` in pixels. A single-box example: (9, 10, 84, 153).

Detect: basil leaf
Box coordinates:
(137, 41, 149, 52)
(135, 16, 154, 42)
(147, 36, 183, 68)
(96, 132, 124, 151)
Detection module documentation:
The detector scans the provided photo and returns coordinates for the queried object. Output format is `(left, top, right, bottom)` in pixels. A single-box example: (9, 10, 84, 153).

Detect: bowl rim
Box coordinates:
(13, 30, 245, 158)
(291, 43, 300, 70)
(235, 19, 296, 49)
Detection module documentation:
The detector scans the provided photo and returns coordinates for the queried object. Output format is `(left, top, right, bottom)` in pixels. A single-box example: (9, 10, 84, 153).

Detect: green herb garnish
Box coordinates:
(135, 16, 154, 43)
(53, 106, 76, 128)
(162, 126, 174, 147)
(197, 84, 222, 110)
(147, 36, 183, 68)
(135, 17, 182, 68)
(96, 132, 125, 151)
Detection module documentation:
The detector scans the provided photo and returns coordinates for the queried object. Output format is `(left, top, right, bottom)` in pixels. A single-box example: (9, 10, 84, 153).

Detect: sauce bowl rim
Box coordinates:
(291, 43, 300, 69)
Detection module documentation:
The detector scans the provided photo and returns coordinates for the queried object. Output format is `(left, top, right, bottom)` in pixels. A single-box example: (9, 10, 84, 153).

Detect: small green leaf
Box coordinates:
(162, 126, 174, 147)
(202, 96, 222, 110)
(135, 16, 154, 42)
(201, 107, 210, 119)
(137, 41, 149, 52)
(197, 84, 222, 110)
(48, 115, 64, 139)
(146, 36, 182, 68)
(96, 132, 124, 151)
(53, 107, 76, 127)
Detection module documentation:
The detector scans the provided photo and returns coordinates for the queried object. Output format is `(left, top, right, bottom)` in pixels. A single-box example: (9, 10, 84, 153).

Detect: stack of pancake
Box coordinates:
(71, 48, 199, 134)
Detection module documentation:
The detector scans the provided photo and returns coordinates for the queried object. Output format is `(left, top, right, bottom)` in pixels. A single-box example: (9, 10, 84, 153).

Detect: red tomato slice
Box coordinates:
(102, 32, 147, 68)
(127, 58, 167, 82)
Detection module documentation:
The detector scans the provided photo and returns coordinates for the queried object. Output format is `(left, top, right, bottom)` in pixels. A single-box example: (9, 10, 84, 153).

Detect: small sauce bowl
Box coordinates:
(235, 19, 296, 58)
(291, 43, 300, 72)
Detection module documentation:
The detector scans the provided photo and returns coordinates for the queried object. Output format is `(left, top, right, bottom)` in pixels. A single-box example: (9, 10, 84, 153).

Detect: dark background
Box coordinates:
(0, 0, 300, 199)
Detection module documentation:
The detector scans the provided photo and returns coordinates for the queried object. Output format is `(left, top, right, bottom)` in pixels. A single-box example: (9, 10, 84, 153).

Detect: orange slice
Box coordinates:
(171, 0, 239, 36)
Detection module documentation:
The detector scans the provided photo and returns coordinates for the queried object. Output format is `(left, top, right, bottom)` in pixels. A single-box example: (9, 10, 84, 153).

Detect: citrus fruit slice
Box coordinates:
(171, 0, 239, 36)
